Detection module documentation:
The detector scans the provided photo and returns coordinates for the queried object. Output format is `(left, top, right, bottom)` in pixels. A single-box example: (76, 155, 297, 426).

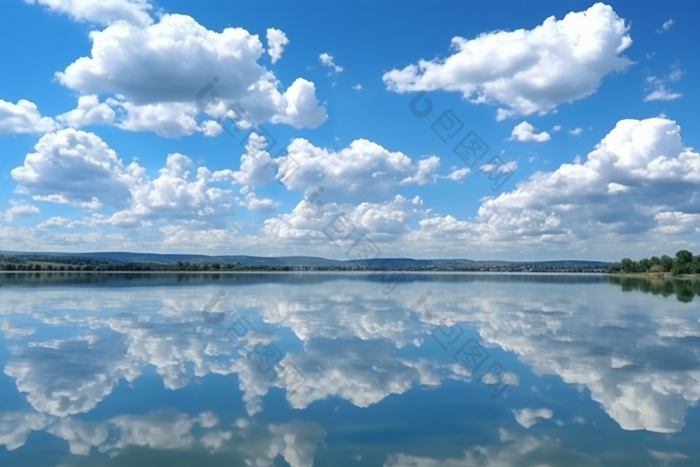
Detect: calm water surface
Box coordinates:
(1, 273, 699, 466)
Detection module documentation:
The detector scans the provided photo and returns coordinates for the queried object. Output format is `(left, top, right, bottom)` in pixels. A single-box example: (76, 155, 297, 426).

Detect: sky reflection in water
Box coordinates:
(0, 273, 699, 466)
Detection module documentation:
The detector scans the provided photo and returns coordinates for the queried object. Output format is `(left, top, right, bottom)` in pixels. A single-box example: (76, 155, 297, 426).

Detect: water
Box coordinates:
(1, 272, 699, 466)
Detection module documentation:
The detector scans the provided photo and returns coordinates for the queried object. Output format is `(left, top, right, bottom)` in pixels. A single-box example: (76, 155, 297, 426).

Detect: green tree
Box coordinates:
(650, 256, 660, 265)
(660, 255, 673, 272)
(672, 250, 694, 275)
(620, 258, 634, 273)
(691, 255, 700, 274)
(639, 258, 652, 272)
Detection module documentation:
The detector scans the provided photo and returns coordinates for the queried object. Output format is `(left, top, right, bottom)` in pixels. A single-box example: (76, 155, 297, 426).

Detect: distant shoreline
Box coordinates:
(0, 270, 609, 275)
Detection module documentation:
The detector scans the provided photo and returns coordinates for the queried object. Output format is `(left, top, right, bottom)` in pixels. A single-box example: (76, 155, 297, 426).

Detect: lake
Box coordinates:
(1, 272, 699, 466)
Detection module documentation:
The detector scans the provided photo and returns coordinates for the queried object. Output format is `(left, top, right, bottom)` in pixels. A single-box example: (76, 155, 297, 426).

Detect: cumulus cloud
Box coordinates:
(110, 99, 201, 137)
(25, 0, 153, 27)
(319, 53, 343, 73)
(54, 13, 326, 129)
(10, 129, 235, 227)
(510, 121, 551, 143)
(239, 192, 279, 211)
(11, 129, 134, 209)
(56, 95, 115, 128)
(407, 117, 700, 255)
(266, 28, 289, 63)
(477, 118, 700, 242)
(383, 3, 632, 120)
(278, 138, 442, 202)
(0, 99, 59, 134)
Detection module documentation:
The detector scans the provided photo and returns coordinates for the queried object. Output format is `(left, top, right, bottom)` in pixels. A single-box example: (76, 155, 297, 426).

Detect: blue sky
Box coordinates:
(0, 0, 698, 260)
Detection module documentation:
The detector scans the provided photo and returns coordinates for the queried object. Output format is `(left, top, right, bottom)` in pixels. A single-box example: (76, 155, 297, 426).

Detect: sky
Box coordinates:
(0, 0, 698, 261)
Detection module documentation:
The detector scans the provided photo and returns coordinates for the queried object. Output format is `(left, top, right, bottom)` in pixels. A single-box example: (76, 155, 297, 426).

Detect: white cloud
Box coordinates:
(551, 125, 562, 132)
(657, 18, 674, 33)
(644, 64, 683, 102)
(2, 200, 40, 222)
(352, 83, 362, 91)
(200, 120, 222, 137)
(510, 121, 551, 143)
(0, 99, 58, 135)
(56, 95, 115, 128)
(569, 127, 584, 136)
(442, 167, 470, 182)
(278, 138, 442, 202)
(11, 129, 134, 209)
(319, 53, 343, 73)
(470, 117, 700, 248)
(10, 129, 235, 227)
(513, 407, 554, 428)
(55, 14, 326, 129)
(644, 88, 682, 102)
(383, 3, 632, 120)
(111, 99, 201, 137)
(479, 160, 517, 174)
(266, 28, 289, 64)
(239, 192, 279, 211)
(271, 78, 327, 129)
(25, 0, 153, 27)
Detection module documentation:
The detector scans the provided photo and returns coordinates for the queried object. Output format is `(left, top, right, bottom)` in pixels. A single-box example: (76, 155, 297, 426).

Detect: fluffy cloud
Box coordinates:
(443, 166, 470, 182)
(318, 53, 343, 73)
(383, 3, 632, 120)
(56, 95, 115, 128)
(510, 121, 551, 143)
(10, 129, 235, 227)
(25, 0, 153, 27)
(55, 14, 326, 129)
(476, 118, 700, 243)
(408, 117, 700, 255)
(266, 28, 289, 64)
(10, 129, 134, 209)
(278, 138, 442, 202)
(0, 99, 59, 134)
(239, 192, 279, 211)
(110, 99, 201, 137)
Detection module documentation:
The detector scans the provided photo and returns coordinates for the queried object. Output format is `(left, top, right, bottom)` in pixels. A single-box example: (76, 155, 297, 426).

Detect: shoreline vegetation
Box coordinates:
(607, 250, 700, 276)
(1, 251, 699, 276)
(0, 252, 608, 273)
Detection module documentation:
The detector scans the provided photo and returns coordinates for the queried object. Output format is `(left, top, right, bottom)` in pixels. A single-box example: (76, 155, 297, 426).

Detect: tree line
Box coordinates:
(608, 250, 700, 275)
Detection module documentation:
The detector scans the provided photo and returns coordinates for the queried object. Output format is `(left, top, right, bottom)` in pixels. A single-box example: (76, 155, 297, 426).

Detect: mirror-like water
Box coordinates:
(1, 273, 698, 466)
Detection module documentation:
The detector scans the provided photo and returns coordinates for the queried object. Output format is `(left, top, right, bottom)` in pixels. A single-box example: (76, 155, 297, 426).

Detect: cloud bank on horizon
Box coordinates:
(0, 0, 696, 260)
